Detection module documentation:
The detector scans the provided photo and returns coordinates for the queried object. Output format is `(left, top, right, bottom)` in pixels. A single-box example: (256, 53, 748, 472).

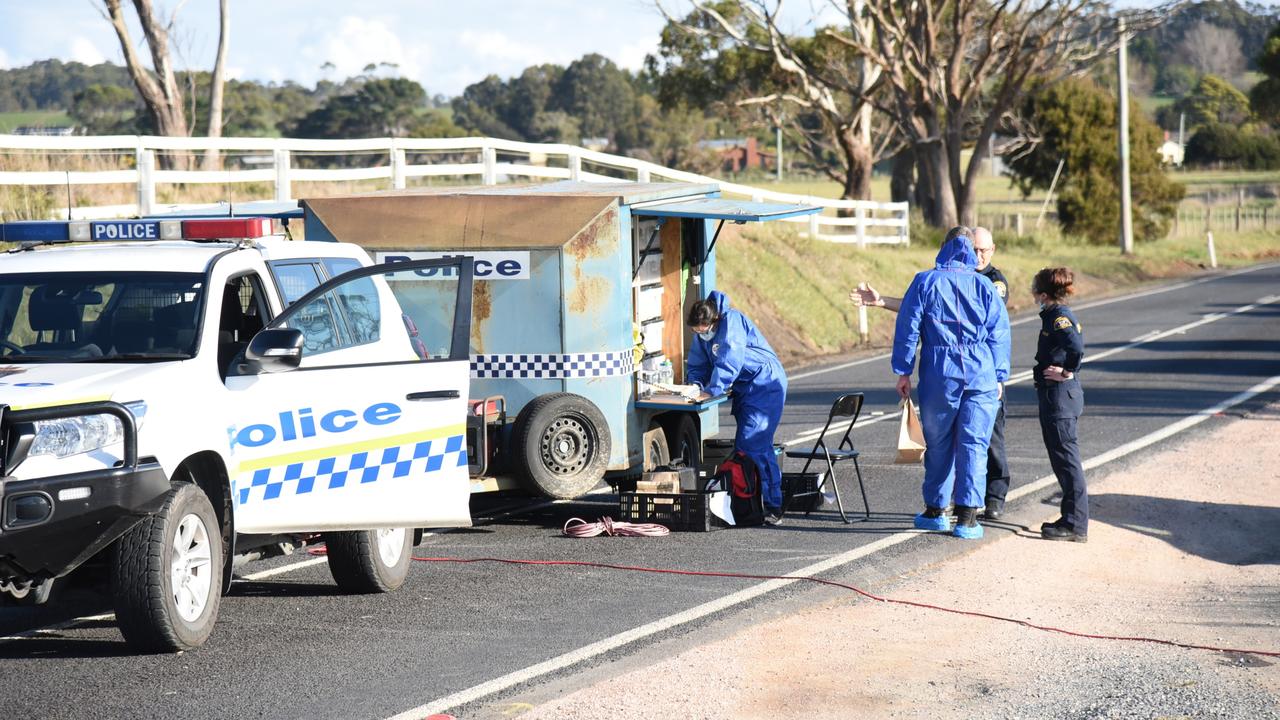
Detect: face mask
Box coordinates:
(697, 328, 715, 341)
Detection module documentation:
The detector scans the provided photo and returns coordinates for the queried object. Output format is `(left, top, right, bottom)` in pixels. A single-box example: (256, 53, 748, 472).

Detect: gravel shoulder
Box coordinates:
(500, 402, 1280, 720)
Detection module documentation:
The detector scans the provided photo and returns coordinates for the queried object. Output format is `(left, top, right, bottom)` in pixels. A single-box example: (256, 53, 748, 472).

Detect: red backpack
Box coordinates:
(714, 451, 765, 527)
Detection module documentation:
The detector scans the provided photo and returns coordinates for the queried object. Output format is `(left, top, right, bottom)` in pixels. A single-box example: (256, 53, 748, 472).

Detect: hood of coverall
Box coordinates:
(934, 234, 979, 271)
(708, 289, 732, 318)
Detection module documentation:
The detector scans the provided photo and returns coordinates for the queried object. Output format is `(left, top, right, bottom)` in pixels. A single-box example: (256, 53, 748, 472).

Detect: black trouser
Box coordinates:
(984, 395, 1010, 509)
(1039, 413, 1088, 534)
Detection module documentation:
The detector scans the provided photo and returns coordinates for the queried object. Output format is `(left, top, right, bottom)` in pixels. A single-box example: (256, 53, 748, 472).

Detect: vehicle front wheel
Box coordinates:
(326, 527, 413, 594)
(111, 482, 223, 653)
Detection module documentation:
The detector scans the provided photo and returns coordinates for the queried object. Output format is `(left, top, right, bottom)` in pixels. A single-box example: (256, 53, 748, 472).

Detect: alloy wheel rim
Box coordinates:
(377, 527, 406, 567)
(170, 513, 213, 623)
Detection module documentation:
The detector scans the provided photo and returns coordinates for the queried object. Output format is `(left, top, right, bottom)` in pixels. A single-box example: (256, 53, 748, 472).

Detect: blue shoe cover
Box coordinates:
(952, 523, 984, 540)
(914, 512, 952, 531)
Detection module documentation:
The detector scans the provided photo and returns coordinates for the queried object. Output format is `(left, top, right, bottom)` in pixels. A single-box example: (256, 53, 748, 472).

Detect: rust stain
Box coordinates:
(470, 280, 492, 353)
(567, 266, 609, 316)
(566, 204, 617, 262)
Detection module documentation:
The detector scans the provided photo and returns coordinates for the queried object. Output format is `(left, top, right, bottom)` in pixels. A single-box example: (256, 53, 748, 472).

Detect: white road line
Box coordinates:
(0, 613, 115, 643)
(784, 262, 1280, 383)
(387, 371, 1280, 720)
(240, 557, 329, 581)
(780, 292, 1279, 449)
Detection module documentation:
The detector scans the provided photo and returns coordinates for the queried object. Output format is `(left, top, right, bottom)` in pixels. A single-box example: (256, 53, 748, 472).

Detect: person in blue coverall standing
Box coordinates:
(686, 290, 789, 526)
(892, 227, 1011, 539)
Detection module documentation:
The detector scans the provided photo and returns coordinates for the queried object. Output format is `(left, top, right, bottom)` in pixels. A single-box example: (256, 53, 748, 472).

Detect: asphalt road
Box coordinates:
(2, 262, 1279, 720)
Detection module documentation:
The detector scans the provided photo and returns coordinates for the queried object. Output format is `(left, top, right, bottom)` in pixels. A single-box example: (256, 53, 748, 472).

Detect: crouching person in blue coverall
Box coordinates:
(892, 227, 1011, 539)
(686, 291, 789, 526)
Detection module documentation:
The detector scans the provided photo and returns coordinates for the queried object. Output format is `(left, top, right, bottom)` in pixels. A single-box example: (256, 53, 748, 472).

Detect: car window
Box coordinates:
(0, 271, 203, 361)
(322, 258, 362, 279)
(269, 262, 323, 306)
(333, 275, 380, 345)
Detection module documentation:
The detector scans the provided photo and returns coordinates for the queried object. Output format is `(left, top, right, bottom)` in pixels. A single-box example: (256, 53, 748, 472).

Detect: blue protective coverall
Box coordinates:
(891, 236, 1011, 510)
(686, 290, 789, 509)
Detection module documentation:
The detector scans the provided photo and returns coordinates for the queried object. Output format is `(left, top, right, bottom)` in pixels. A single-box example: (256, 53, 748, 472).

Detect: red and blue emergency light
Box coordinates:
(0, 217, 274, 244)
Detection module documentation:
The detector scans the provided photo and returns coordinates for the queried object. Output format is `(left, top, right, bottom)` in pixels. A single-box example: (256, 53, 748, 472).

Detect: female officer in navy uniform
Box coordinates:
(1032, 267, 1088, 542)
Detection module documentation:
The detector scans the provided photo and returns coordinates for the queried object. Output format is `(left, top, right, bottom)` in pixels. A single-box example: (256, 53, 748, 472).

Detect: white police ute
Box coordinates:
(0, 218, 475, 651)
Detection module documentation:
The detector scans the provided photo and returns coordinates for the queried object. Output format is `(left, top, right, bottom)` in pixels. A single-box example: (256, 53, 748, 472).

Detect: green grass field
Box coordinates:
(0, 111, 73, 133)
(719, 223, 1280, 366)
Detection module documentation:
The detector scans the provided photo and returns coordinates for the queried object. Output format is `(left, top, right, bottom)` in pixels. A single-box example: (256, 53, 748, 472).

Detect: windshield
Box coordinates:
(0, 272, 205, 362)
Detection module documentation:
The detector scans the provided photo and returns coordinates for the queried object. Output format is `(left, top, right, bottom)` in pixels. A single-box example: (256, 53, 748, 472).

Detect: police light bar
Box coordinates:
(1, 217, 274, 244)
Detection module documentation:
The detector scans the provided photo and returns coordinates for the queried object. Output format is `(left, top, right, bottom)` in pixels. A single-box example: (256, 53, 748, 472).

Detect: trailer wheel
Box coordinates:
(111, 482, 223, 653)
(514, 393, 611, 499)
(645, 423, 671, 470)
(326, 528, 413, 594)
(662, 414, 701, 468)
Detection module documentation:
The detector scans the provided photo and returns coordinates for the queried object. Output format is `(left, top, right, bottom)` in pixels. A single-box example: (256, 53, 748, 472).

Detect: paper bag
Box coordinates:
(895, 397, 926, 464)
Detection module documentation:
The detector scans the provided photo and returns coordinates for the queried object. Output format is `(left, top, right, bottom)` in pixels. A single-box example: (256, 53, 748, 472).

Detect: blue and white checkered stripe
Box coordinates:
(470, 351, 635, 379)
(235, 434, 467, 506)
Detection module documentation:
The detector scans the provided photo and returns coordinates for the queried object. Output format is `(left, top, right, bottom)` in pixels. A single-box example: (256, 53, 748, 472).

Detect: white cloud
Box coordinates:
(615, 37, 658, 71)
(457, 29, 566, 68)
(298, 16, 426, 83)
(68, 36, 106, 65)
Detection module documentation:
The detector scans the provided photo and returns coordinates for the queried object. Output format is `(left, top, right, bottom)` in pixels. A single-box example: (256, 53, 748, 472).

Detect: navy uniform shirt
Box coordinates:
(979, 264, 1009, 307)
(1034, 304, 1085, 417)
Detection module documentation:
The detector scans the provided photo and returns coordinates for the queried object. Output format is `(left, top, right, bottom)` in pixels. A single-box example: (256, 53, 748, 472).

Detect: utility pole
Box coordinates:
(776, 121, 783, 182)
(1118, 15, 1135, 255)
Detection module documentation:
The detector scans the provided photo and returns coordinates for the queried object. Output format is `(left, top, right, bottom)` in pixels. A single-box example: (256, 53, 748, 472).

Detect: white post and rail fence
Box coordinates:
(0, 134, 910, 246)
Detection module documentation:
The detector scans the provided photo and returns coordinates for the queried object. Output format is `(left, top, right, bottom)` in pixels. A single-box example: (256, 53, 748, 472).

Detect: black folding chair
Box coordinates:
(783, 392, 870, 523)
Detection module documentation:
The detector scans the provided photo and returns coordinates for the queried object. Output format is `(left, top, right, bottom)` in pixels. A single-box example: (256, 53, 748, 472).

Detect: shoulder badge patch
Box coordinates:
(993, 280, 1007, 299)
(1054, 316, 1073, 331)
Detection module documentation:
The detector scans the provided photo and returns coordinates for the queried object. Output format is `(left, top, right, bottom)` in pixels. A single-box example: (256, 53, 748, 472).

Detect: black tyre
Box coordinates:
(662, 413, 701, 468)
(513, 392, 611, 498)
(645, 423, 671, 470)
(326, 527, 413, 594)
(111, 482, 223, 653)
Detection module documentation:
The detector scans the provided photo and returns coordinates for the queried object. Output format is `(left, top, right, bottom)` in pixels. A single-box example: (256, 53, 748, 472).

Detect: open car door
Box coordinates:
(225, 258, 473, 534)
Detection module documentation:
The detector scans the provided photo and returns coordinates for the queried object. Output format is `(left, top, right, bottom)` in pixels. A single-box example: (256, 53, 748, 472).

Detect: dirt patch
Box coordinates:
(503, 403, 1280, 719)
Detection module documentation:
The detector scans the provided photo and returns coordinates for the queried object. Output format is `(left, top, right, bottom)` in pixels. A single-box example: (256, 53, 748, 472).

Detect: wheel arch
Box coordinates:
(173, 451, 234, 593)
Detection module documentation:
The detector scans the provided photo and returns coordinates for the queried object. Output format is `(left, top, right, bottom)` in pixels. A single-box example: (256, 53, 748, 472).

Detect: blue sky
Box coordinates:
(0, 1, 845, 97)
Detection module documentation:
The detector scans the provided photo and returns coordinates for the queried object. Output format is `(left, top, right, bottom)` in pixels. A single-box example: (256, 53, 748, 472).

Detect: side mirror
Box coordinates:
(244, 328, 304, 373)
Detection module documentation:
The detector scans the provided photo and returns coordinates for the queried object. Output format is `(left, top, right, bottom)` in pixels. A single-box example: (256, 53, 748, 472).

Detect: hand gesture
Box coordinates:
(849, 282, 883, 308)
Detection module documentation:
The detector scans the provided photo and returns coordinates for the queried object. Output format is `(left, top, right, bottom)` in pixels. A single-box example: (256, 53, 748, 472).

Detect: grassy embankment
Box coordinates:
(716, 217, 1280, 368)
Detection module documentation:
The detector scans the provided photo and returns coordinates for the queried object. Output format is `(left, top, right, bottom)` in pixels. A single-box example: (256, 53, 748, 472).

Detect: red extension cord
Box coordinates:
(306, 530, 1279, 658)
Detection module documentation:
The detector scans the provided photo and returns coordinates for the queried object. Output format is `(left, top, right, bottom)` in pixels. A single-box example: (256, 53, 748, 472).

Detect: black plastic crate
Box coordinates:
(618, 491, 722, 532)
(782, 471, 826, 512)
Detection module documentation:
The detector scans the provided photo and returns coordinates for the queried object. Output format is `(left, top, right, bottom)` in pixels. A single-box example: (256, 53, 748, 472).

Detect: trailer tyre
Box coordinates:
(326, 528, 413, 594)
(514, 393, 611, 499)
(662, 414, 701, 468)
(111, 482, 223, 653)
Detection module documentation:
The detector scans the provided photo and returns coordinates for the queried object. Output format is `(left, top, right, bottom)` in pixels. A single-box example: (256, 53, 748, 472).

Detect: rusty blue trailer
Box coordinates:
(301, 182, 817, 499)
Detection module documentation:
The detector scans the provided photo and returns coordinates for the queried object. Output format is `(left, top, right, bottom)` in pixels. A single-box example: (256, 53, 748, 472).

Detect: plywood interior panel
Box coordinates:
(659, 219, 684, 383)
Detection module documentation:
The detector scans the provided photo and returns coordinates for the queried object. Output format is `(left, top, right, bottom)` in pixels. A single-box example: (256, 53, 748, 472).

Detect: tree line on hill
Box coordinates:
(1, 0, 1278, 240)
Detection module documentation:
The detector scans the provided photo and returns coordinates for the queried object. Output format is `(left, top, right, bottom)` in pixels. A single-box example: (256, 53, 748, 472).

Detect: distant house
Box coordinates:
(697, 136, 768, 173)
(13, 125, 76, 136)
(581, 137, 610, 152)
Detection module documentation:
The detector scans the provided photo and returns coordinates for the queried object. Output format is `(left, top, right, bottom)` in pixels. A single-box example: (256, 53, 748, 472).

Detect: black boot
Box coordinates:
(952, 506, 983, 539)
(982, 499, 1003, 520)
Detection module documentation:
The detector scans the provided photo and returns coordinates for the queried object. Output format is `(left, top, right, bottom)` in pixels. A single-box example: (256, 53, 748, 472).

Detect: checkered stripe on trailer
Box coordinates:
(470, 351, 635, 379)
(235, 434, 467, 506)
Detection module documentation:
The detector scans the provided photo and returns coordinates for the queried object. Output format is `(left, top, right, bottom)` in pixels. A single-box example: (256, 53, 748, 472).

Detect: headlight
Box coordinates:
(29, 401, 148, 459)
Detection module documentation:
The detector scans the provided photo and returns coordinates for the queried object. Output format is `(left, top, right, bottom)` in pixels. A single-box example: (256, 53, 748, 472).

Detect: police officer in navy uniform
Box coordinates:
(1031, 267, 1088, 542)
(971, 228, 1013, 520)
(849, 226, 1014, 520)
